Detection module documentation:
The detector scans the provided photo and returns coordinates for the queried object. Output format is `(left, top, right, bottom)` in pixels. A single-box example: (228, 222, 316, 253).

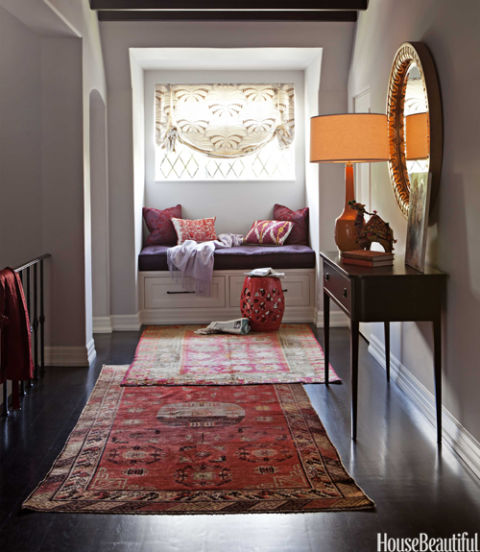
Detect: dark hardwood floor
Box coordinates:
(1, 327, 479, 552)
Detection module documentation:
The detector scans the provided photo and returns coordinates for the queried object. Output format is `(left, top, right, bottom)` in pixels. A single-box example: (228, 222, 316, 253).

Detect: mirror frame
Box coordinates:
(386, 41, 443, 218)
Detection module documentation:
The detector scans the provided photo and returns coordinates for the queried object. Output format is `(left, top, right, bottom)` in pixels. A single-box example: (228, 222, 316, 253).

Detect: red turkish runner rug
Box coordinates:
(23, 366, 372, 514)
(121, 324, 341, 386)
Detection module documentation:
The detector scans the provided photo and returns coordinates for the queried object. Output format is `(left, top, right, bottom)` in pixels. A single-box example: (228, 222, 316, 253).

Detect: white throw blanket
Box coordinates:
(167, 233, 243, 296)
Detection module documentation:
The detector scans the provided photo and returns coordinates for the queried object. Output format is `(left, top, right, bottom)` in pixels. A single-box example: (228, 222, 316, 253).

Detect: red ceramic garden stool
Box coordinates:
(240, 276, 285, 331)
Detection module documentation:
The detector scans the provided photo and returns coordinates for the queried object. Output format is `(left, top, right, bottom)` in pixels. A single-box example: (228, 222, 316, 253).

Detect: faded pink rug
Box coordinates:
(24, 366, 369, 515)
(121, 324, 340, 386)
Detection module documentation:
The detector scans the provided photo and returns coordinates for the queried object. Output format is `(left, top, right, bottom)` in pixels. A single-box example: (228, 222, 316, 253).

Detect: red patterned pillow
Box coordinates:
(244, 220, 293, 246)
(172, 217, 217, 244)
(143, 205, 182, 246)
(273, 204, 309, 245)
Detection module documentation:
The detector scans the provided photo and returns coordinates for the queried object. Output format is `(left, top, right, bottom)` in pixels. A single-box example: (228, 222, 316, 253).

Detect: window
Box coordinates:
(154, 83, 295, 181)
(156, 139, 294, 181)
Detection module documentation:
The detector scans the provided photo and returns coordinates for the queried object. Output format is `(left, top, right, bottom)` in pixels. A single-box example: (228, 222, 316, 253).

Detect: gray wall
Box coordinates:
(0, 7, 43, 268)
(0, 8, 85, 349)
(41, 37, 85, 348)
(0, 0, 107, 359)
(100, 21, 354, 317)
(349, 0, 480, 441)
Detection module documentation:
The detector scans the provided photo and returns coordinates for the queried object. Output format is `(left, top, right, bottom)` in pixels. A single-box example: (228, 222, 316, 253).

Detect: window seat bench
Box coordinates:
(138, 244, 316, 324)
(139, 244, 315, 271)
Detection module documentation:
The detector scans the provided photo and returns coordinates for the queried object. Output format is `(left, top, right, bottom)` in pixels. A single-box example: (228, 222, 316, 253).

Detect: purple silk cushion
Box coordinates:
(138, 244, 316, 271)
(143, 205, 182, 246)
(273, 204, 309, 245)
(244, 220, 293, 246)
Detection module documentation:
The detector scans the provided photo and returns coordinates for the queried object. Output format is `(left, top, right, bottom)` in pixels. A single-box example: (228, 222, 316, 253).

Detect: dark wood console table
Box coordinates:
(320, 251, 447, 444)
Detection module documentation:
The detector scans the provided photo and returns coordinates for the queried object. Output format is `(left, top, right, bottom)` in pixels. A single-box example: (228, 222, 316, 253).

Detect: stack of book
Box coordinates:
(341, 250, 394, 267)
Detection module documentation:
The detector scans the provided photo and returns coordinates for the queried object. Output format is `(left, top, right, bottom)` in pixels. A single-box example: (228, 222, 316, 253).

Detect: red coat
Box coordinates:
(0, 268, 34, 383)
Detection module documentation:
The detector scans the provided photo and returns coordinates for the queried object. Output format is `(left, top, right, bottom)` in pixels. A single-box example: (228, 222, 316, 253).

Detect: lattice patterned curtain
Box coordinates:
(155, 83, 295, 159)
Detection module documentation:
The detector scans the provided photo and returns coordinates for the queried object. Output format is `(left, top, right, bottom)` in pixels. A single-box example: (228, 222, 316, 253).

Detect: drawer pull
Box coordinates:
(166, 290, 196, 295)
(282, 288, 288, 293)
(343, 288, 348, 297)
(325, 273, 330, 281)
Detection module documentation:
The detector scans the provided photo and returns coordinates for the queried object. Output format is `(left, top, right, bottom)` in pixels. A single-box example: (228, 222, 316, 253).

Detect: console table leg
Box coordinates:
(384, 321, 390, 383)
(433, 317, 442, 445)
(351, 320, 359, 441)
(323, 292, 330, 385)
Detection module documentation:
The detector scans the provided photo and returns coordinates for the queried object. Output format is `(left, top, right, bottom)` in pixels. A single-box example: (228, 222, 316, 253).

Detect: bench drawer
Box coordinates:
(143, 275, 226, 309)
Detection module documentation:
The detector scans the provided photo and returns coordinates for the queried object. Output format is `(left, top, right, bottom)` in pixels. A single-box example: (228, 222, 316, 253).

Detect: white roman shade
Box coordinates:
(155, 83, 295, 159)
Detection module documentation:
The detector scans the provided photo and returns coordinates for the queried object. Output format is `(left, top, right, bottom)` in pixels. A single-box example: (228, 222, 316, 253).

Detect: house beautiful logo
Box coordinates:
(377, 533, 479, 552)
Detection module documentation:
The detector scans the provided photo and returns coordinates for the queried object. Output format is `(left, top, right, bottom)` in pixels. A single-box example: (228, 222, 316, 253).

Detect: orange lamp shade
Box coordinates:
(310, 113, 389, 163)
(405, 112, 430, 160)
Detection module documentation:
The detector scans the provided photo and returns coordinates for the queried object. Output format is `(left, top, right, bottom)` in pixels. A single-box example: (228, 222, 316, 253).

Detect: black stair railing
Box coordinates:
(1, 253, 51, 416)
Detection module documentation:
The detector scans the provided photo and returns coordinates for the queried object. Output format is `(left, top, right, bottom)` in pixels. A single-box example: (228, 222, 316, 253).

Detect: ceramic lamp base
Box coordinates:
(335, 215, 361, 252)
(334, 163, 363, 252)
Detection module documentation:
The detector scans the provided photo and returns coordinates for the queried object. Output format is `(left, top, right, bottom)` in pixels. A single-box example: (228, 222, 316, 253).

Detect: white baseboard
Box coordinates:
(93, 316, 113, 333)
(110, 313, 141, 331)
(45, 344, 92, 367)
(95, 308, 315, 332)
(140, 306, 315, 326)
(368, 334, 480, 481)
(315, 309, 349, 328)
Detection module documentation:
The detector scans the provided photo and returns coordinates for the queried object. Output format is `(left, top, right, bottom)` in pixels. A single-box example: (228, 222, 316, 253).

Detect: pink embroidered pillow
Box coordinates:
(143, 205, 182, 246)
(244, 220, 293, 246)
(273, 204, 309, 245)
(171, 217, 217, 244)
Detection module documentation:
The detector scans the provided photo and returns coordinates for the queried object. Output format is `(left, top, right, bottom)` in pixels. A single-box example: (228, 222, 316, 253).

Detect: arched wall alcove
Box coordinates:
(89, 89, 111, 332)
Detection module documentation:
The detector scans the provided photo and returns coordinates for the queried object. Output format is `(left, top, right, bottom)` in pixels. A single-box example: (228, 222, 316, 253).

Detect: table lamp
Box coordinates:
(310, 113, 389, 251)
(405, 112, 429, 160)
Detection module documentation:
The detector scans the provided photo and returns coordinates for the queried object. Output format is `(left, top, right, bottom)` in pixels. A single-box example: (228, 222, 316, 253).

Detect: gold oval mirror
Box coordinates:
(386, 42, 443, 218)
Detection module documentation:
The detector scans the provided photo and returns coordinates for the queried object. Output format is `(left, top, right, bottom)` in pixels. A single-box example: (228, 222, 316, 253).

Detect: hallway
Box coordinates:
(1, 328, 479, 552)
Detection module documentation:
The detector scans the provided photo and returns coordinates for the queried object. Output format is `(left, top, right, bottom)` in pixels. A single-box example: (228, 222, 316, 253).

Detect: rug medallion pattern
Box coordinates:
(121, 324, 341, 386)
(23, 366, 372, 514)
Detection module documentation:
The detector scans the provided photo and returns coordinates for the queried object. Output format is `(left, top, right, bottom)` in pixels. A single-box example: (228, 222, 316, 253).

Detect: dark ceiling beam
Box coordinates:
(91, 0, 367, 9)
(97, 10, 358, 21)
